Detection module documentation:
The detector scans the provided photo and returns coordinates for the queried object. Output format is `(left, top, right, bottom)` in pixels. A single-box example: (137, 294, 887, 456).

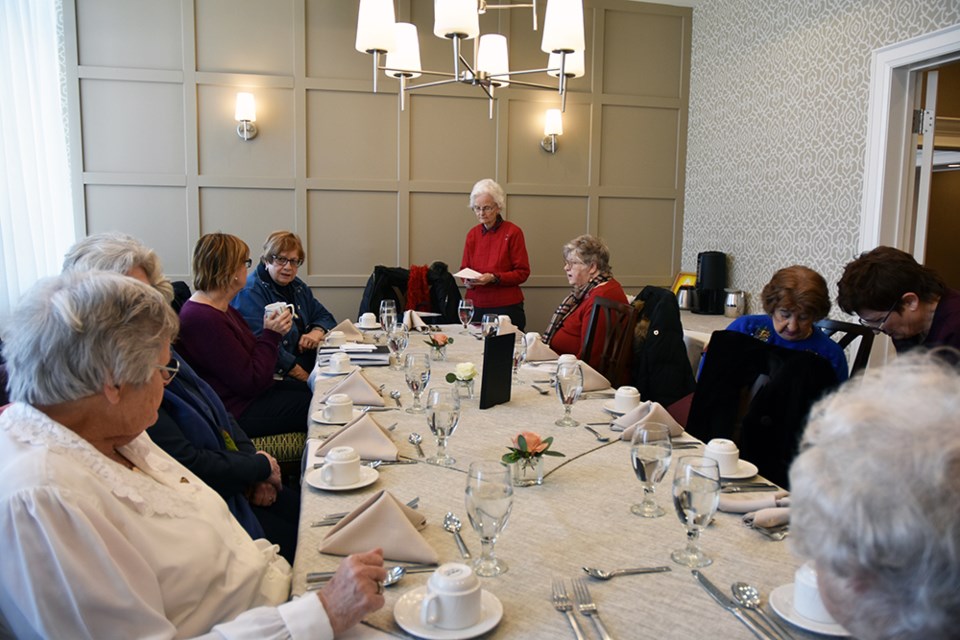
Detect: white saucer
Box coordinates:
(316, 365, 359, 377)
(721, 459, 759, 480)
(394, 586, 503, 640)
(769, 584, 849, 636)
(601, 400, 629, 416)
(310, 408, 363, 425)
(358, 323, 381, 330)
(304, 465, 379, 491)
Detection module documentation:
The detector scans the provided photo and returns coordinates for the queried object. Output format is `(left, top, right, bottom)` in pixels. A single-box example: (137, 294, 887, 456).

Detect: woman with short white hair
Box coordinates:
(790, 352, 960, 639)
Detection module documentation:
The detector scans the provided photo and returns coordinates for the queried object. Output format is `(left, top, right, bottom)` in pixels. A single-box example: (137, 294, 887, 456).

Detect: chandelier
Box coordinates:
(355, 0, 586, 117)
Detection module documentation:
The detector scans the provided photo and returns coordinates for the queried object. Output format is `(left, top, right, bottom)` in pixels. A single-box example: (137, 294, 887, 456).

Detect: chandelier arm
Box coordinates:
(487, 67, 557, 78)
(494, 79, 559, 90)
(403, 77, 464, 91)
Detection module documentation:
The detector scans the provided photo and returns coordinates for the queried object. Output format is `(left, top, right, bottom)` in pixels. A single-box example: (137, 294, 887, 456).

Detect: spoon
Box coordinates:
(390, 390, 403, 407)
(408, 432, 425, 457)
(582, 566, 672, 580)
(306, 564, 437, 590)
(443, 512, 471, 559)
(583, 425, 611, 442)
(731, 582, 794, 639)
(530, 384, 550, 396)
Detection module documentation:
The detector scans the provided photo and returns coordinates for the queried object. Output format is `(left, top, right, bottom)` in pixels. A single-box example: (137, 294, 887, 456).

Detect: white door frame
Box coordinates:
(860, 23, 960, 252)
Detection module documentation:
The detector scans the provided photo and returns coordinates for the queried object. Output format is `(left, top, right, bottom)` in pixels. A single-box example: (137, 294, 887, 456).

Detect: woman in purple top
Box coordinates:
(177, 233, 311, 437)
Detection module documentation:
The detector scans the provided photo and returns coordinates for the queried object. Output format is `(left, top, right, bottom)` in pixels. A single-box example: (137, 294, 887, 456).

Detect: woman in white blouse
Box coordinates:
(0, 271, 385, 639)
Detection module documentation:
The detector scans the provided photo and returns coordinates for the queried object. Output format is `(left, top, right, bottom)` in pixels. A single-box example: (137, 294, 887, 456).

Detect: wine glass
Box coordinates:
(630, 423, 673, 518)
(379, 299, 396, 324)
(404, 352, 431, 414)
(670, 456, 721, 567)
(554, 360, 583, 427)
(425, 388, 460, 466)
(481, 314, 499, 338)
(386, 324, 409, 371)
(458, 299, 475, 334)
(465, 460, 514, 577)
(511, 332, 526, 385)
(380, 309, 398, 334)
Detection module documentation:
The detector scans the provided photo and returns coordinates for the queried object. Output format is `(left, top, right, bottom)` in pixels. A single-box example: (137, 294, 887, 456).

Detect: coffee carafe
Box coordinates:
(693, 251, 727, 315)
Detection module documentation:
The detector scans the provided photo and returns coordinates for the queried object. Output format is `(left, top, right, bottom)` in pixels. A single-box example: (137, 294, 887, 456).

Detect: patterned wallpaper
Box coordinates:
(682, 0, 960, 314)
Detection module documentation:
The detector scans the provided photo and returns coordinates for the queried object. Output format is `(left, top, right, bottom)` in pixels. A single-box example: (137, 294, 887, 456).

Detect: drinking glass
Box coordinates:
(404, 352, 431, 414)
(630, 424, 673, 517)
(379, 299, 396, 323)
(380, 309, 398, 334)
(386, 324, 409, 371)
(554, 360, 583, 427)
(425, 388, 461, 466)
(465, 460, 514, 577)
(511, 332, 526, 385)
(481, 314, 500, 338)
(670, 456, 721, 568)
(458, 299, 475, 335)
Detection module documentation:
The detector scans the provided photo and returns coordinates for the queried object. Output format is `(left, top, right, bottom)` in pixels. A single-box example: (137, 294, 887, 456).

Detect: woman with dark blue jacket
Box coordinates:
(232, 231, 336, 382)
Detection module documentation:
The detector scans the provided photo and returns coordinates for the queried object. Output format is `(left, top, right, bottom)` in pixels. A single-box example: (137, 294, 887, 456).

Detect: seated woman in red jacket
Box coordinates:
(542, 234, 628, 364)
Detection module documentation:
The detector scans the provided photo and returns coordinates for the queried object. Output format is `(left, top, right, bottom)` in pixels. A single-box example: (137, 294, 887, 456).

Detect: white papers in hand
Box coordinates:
(454, 268, 482, 280)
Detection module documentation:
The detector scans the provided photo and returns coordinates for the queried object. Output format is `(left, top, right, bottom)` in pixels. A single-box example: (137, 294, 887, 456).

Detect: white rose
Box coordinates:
(455, 362, 478, 380)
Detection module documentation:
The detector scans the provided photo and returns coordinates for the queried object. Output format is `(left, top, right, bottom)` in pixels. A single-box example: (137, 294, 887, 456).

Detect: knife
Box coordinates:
(721, 485, 781, 493)
(692, 570, 773, 639)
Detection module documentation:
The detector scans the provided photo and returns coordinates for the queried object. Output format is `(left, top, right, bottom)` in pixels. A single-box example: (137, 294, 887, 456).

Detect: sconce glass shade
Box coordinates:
(235, 92, 256, 122)
(386, 23, 423, 78)
(544, 108, 563, 136)
(541, 0, 585, 54)
(477, 34, 509, 87)
(356, 0, 396, 53)
(434, 0, 480, 39)
(548, 49, 585, 78)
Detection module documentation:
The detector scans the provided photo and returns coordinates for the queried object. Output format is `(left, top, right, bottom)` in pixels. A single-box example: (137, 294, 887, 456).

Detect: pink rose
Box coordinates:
(514, 431, 549, 454)
(433, 334, 450, 346)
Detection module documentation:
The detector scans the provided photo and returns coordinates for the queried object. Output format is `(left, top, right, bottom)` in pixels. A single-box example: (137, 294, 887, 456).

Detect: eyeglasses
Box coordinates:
(563, 259, 586, 269)
(858, 298, 900, 333)
(243, 258, 253, 268)
(773, 308, 812, 323)
(471, 205, 497, 214)
(271, 255, 304, 267)
(155, 358, 180, 385)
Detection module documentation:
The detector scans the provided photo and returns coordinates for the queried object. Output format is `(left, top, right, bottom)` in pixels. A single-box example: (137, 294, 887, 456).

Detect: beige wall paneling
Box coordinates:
(408, 95, 498, 181)
(505, 99, 591, 185)
(199, 188, 297, 258)
(307, 90, 398, 180)
(76, 0, 183, 69)
(509, 194, 590, 282)
(195, 0, 295, 75)
(409, 192, 477, 273)
(307, 190, 400, 279)
(598, 196, 679, 285)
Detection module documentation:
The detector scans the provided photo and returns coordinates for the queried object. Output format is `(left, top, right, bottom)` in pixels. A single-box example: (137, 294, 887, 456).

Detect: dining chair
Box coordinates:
(580, 297, 638, 387)
(815, 318, 875, 376)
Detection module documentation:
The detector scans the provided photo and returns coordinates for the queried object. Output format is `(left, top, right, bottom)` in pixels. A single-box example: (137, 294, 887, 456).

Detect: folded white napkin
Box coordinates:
(330, 319, 364, 342)
(320, 490, 439, 564)
(718, 491, 790, 514)
(579, 361, 611, 391)
(317, 369, 384, 406)
(743, 507, 790, 529)
(616, 401, 685, 439)
(403, 310, 430, 332)
(524, 333, 559, 361)
(497, 315, 517, 335)
(316, 414, 398, 461)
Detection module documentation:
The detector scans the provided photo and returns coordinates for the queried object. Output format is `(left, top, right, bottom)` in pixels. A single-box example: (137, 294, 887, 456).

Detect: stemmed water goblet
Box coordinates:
(554, 359, 583, 427)
(465, 460, 514, 577)
(481, 314, 499, 338)
(630, 423, 673, 517)
(379, 299, 396, 324)
(511, 332, 526, 385)
(458, 300, 475, 335)
(424, 388, 460, 466)
(670, 456, 721, 567)
(404, 352, 431, 414)
(386, 324, 408, 371)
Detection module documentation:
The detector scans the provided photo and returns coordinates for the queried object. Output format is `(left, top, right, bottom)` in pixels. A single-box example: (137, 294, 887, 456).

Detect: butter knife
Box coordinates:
(692, 570, 772, 639)
(721, 485, 781, 493)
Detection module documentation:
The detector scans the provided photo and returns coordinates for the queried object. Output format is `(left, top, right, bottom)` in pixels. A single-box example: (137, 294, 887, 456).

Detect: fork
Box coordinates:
(551, 578, 586, 640)
(311, 496, 419, 527)
(572, 577, 614, 640)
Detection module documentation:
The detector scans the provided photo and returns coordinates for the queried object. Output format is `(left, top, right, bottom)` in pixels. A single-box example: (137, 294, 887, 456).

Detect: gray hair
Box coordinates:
(789, 351, 960, 639)
(62, 231, 174, 303)
(562, 234, 612, 276)
(2, 271, 179, 405)
(469, 179, 505, 210)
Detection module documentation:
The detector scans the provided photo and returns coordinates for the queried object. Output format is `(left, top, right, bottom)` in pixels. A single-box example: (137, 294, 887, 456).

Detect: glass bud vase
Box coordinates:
(431, 345, 447, 361)
(511, 456, 544, 487)
(454, 378, 475, 400)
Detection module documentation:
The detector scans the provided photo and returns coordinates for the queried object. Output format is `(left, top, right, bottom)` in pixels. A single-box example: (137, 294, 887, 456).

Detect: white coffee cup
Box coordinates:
(328, 352, 351, 373)
(264, 302, 294, 319)
(420, 563, 482, 630)
(557, 354, 578, 365)
(320, 446, 361, 487)
(614, 386, 641, 413)
(324, 330, 346, 346)
(793, 561, 837, 624)
(359, 312, 377, 328)
(322, 393, 354, 423)
(704, 438, 740, 476)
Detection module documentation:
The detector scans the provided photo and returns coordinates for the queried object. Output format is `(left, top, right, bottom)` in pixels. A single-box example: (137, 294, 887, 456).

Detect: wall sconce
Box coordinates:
(540, 108, 563, 153)
(235, 92, 258, 141)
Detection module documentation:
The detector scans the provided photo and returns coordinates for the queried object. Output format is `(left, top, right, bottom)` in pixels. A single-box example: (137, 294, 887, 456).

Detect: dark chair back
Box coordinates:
(581, 297, 638, 386)
(815, 318, 874, 376)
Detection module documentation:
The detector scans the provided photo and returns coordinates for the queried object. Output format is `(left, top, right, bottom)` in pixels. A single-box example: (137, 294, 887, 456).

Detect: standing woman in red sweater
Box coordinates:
(460, 179, 531, 330)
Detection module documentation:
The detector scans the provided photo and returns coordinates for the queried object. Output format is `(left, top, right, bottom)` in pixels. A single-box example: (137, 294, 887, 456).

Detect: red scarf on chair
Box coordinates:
(406, 265, 431, 312)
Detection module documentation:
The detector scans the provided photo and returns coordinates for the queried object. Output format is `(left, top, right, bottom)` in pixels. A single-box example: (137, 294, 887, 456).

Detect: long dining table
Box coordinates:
(293, 326, 830, 639)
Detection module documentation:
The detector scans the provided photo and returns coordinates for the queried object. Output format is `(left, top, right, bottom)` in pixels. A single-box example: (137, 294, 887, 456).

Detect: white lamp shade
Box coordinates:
(385, 23, 422, 78)
(548, 49, 584, 78)
(355, 0, 396, 53)
(544, 108, 563, 136)
(434, 0, 479, 39)
(477, 34, 509, 87)
(235, 92, 256, 122)
(541, 0, 585, 54)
